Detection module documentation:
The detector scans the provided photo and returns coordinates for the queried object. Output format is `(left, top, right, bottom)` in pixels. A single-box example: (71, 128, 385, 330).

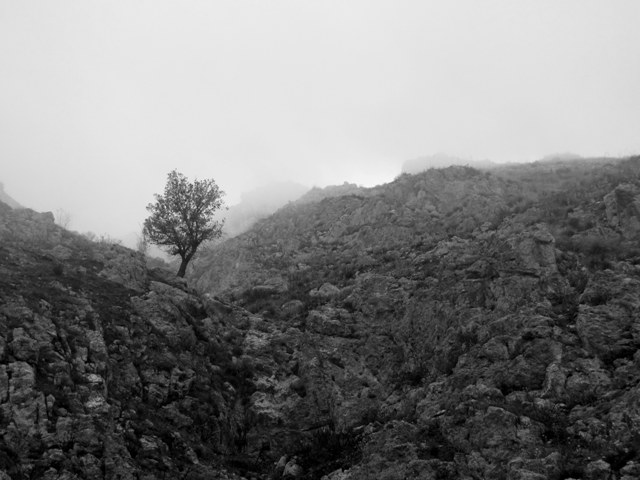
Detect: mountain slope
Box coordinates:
(190, 166, 517, 296)
(189, 156, 640, 479)
(0, 201, 258, 479)
(2, 156, 640, 479)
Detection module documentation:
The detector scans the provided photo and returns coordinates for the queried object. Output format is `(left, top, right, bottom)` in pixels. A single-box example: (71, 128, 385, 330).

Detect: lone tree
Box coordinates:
(143, 170, 225, 277)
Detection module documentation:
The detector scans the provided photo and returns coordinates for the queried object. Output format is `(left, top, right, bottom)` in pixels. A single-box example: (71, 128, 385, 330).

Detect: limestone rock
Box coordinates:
(309, 283, 341, 298)
(604, 183, 640, 237)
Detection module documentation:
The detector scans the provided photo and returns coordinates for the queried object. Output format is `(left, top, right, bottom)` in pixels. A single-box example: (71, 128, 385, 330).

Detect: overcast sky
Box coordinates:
(2, 1, 640, 237)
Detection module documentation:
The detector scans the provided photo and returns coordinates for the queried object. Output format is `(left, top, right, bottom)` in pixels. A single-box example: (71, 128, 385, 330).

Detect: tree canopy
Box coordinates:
(143, 170, 225, 277)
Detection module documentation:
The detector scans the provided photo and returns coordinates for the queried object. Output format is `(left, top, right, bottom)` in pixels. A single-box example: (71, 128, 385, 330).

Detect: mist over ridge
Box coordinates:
(0, 183, 22, 209)
(1, 151, 636, 249)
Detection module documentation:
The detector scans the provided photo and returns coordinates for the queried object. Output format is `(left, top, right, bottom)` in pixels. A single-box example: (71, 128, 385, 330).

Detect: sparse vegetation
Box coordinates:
(54, 208, 72, 229)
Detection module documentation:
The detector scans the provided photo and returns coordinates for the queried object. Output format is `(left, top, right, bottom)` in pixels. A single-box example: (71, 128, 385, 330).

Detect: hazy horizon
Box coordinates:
(2, 1, 640, 238)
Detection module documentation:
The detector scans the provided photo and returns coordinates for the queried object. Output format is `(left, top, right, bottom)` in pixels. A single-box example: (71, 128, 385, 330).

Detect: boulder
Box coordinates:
(604, 183, 640, 237)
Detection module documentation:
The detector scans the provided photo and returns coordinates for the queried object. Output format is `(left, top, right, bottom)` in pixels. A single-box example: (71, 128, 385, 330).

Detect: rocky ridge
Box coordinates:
(190, 157, 640, 479)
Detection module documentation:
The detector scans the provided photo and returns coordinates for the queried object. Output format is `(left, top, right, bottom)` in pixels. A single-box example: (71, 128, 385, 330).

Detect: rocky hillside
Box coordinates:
(2, 157, 640, 480)
(188, 156, 640, 479)
(0, 203, 262, 479)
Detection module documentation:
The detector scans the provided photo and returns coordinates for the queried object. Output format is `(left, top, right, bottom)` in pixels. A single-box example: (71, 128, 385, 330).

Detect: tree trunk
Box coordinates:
(177, 257, 189, 277)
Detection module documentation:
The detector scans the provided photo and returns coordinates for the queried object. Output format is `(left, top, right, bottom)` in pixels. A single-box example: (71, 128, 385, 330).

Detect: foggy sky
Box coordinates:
(2, 1, 640, 238)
